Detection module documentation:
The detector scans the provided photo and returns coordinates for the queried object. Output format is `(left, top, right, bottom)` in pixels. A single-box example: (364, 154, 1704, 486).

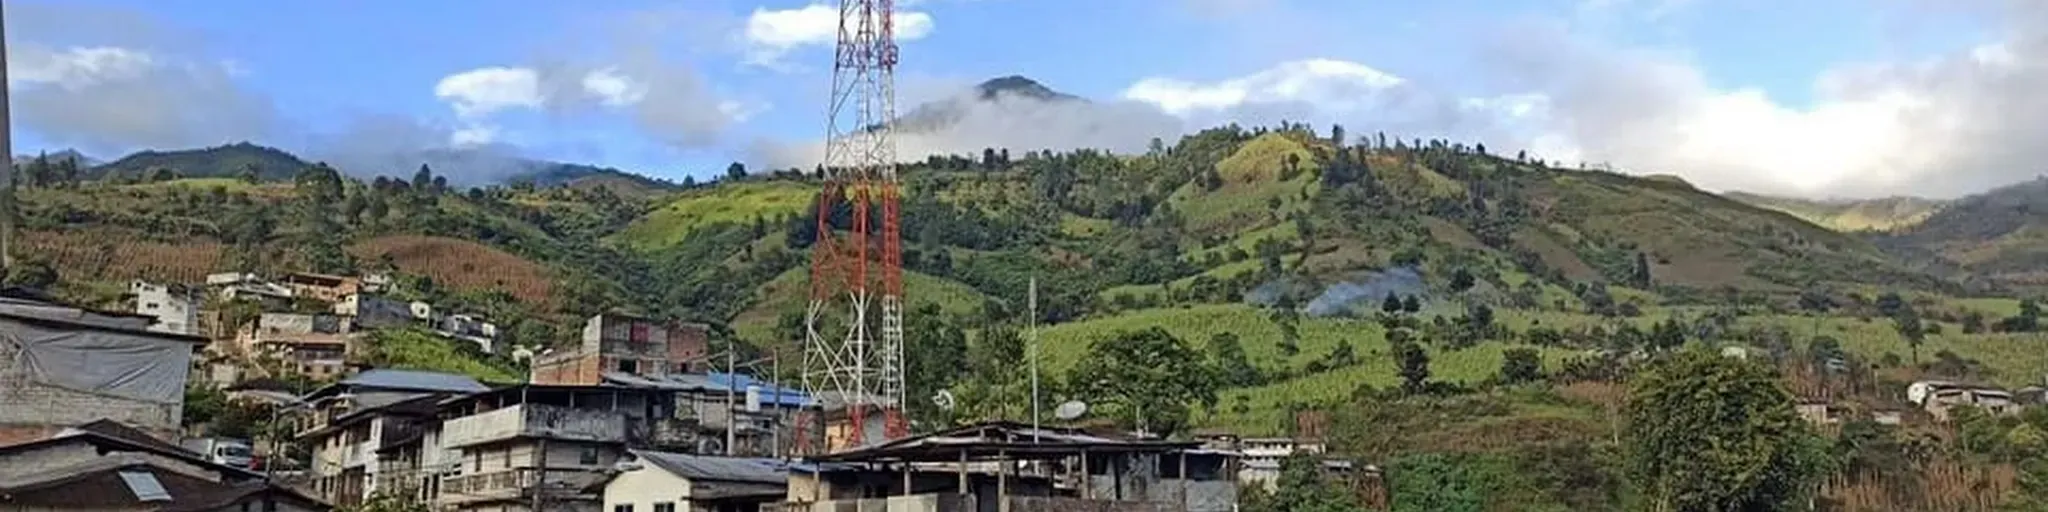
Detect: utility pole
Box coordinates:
(0, 0, 16, 270)
(725, 346, 737, 456)
(1029, 276, 1040, 443)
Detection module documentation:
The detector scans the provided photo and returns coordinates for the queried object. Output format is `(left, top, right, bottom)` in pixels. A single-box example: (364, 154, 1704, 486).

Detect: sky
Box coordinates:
(5, 0, 2041, 198)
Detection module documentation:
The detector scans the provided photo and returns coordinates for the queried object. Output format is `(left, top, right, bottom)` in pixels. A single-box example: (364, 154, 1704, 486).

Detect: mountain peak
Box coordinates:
(972, 75, 1075, 102)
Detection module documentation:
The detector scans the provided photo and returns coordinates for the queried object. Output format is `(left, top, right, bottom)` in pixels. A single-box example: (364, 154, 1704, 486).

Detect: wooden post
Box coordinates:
(1080, 449, 1091, 499)
(1179, 451, 1190, 510)
(997, 450, 1009, 512)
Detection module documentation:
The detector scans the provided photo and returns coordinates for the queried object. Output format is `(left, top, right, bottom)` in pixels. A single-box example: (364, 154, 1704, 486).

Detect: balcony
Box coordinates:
(438, 468, 601, 506)
(440, 404, 627, 448)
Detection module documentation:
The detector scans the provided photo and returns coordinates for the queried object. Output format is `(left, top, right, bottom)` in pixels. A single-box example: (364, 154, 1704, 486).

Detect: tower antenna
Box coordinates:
(798, 0, 906, 455)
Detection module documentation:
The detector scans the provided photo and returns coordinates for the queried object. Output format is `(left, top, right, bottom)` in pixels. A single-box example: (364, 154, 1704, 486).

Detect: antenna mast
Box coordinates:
(798, 0, 907, 455)
(1029, 277, 1040, 442)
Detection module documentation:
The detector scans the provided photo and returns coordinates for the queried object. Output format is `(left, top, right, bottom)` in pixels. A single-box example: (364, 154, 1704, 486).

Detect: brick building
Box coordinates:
(530, 313, 710, 386)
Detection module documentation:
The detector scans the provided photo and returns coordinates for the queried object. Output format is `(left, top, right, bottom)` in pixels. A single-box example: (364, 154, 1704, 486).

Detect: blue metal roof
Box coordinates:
(340, 369, 489, 393)
(708, 371, 806, 407)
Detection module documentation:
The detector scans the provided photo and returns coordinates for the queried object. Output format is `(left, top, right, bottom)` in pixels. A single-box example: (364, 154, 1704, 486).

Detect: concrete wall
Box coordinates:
(602, 462, 694, 512)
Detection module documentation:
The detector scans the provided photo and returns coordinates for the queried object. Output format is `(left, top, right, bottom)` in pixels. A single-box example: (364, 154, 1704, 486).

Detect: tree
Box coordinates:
(1394, 340, 1430, 394)
(1330, 123, 1346, 147)
(1401, 295, 1422, 314)
(1381, 292, 1403, 315)
(1448, 267, 1475, 293)
(726, 161, 748, 181)
(1242, 454, 1367, 512)
(1626, 349, 1827, 511)
(1875, 291, 1906, 318)
(906, 303, 967, 426)
(412, 164, 433, 194)
(1070, 327, 1217, 435)
(237, 163, 262, 184)
(1630, 251, 1652, 288)
(1500, 348, 1541, 384)
(1894, 307, 1926, 363)
(1207, 332, 1261, 387)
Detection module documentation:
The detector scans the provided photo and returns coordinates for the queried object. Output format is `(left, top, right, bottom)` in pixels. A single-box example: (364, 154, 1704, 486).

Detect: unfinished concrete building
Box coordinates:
(774, 421, 1238, 512)
(530, 314, 711, 386)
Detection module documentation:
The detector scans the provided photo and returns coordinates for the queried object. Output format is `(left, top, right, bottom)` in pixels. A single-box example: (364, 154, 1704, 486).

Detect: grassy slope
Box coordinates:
(613, 180, 813, 251)
(1168, 133, 1320, 236)
(1727, 191, 1946, 232)
(730, 266, 992, 346)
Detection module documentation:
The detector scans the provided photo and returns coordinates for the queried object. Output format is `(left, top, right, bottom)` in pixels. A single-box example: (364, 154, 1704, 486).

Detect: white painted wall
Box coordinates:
(602, 461, 695, 512)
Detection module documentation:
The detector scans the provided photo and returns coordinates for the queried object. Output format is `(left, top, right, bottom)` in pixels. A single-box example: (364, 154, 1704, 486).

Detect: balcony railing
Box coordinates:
(437, 468, 601, 505)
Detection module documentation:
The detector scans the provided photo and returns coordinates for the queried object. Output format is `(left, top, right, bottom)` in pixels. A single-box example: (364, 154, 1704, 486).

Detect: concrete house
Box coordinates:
(530, 314, 710, 386)
(431, 384, 698, 512)
(331, 293, 414, 331)
(0, 293, 206, 445)
(602, 451, 788, 512)
(293, 370, 488, 506)
(129, 280, 201, 336)
(280, 273, 360, 304)
(239, 313, 356, 379)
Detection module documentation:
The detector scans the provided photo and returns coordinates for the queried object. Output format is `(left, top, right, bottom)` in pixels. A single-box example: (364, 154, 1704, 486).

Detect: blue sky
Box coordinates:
(7, 0, 2039, 197)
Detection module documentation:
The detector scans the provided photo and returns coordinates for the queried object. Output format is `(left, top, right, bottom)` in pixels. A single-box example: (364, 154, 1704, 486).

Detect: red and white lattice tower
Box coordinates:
(797, 0, 907, 455)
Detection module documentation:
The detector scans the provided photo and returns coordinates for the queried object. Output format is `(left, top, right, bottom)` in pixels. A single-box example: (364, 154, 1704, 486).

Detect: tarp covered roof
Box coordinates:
(806, 421, 1200, 463)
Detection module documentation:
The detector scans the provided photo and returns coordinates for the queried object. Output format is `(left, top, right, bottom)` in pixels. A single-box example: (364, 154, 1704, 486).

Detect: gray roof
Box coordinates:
(629, 450, 788, 484)
(341, 369, 489, 393)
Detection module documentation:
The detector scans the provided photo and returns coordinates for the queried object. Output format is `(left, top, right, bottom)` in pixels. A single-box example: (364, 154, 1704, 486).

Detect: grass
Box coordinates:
(1167, 134, 1320, 235)
(613, 181, 813, 250)
(123, 177, 261, 192)
(731, 266, 992, 346)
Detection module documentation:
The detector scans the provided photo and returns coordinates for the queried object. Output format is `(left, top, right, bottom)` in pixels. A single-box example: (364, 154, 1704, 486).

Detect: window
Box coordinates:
(580, 445, 601, 465)
(654, 503, 676, 512)
(613, 505, 635, 512)
(616, 359, 638, 373)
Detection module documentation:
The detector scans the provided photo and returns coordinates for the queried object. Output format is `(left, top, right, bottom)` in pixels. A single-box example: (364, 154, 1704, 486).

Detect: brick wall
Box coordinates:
(530, 350, 604, 386)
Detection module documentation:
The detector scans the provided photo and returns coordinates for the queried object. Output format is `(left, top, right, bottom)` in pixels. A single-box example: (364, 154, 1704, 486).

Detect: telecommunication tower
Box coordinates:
(797, 0, 907, 454)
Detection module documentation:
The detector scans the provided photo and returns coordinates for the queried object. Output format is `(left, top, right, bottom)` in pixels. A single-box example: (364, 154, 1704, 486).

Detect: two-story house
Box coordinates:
(280, 273, 361, 304)
(240, 313, 357, 379)
(430, 384, 696, 512)
(292, 369, 489, 506)
(129, 280, 201, 336)
(530, 314, 710, 386)
(331, 293, 415, 331)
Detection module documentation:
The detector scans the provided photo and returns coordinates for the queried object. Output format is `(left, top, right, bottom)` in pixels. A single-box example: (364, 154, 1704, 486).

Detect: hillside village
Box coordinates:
(5, 79, 2048, 512)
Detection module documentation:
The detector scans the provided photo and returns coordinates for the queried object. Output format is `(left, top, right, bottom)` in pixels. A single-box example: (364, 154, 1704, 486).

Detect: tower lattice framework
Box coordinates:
(798, 0, 907, 455)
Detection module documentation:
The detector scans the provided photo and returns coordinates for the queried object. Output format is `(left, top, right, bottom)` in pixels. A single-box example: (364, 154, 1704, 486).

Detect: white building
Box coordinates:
(1234, 437, 1326, 490)
(129, 280, 200, 335)
(602, 451, 788, 512)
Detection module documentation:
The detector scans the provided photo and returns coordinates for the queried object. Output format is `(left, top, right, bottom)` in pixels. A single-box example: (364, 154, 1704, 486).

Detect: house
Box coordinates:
(1224, 437, 1330, 491)
(602, 451, 789, 512)
(0, 294, 207, 446)
(1795, 401, 1842, 425)
(129, 280, 201, 336)
(297, 395, 443, 507)
(291, 370, 487, 506)
(434, 313, 500, 354)
(431, 384, 697, 511)
(331, 293, 414, 330)
(602, 371, 808, 457)
(239, 313, 356, 379)
(207, 274, 294, 306)
(530, 314, 711, 386)
(1926, 387, 2018, 422)
(280, 273, 361, 304)
(785, 421, 1238, 512)
(0, 419, 329, 511)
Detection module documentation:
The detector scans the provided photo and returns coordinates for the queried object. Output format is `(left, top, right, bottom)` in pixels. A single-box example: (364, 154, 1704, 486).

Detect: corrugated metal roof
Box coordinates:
(630, 450, 788, 484)
(340, 369, 488, 393)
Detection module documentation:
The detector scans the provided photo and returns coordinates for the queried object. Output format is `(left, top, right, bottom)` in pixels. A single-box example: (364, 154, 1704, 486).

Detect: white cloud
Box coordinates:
(1124, 59, 1404, 116)
(10, 46, 155, 88)
(435, 66, 542, 118)
(581, 67, 647, 107)
(450, 124, 499, 147)
(743, 4, 935, 67)
(6, 43, 275, 154)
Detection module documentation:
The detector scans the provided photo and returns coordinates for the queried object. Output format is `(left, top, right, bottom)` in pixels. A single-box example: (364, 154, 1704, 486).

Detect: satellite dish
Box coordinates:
(1054, 400, 1088, 420)
(932, 390, 957, 411)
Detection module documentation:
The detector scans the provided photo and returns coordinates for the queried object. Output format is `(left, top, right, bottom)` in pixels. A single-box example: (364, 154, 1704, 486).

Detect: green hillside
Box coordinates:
(613, 180, 813, 251)
(1727, 191, 1947, 232)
